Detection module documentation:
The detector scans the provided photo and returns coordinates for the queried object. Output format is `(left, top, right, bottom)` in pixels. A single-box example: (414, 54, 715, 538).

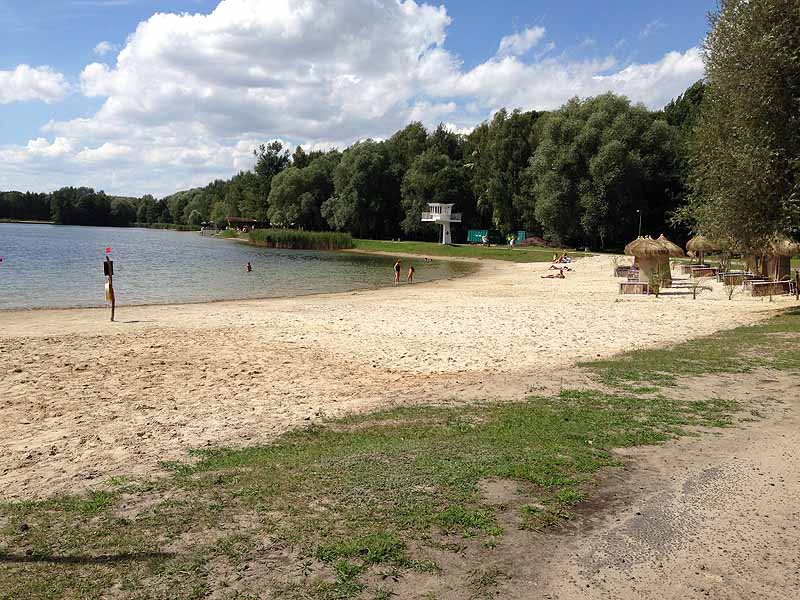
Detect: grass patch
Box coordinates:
(249, 229, 354, 250)
(352, 239, 590, 263)
(583, 308, 800, 387)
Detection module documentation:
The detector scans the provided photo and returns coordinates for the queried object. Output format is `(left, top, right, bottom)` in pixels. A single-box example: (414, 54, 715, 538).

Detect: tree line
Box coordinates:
(0, 188, 148, 227)
(1, 81, 706, 249)
(156, 88, 703, 249)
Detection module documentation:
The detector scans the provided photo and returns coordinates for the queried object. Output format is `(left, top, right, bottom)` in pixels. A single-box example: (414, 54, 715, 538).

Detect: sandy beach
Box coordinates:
(0, 254, 793, 500)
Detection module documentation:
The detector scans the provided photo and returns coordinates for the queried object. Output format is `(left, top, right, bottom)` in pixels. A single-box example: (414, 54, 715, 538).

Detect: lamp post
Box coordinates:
(636, 209, 642, 237)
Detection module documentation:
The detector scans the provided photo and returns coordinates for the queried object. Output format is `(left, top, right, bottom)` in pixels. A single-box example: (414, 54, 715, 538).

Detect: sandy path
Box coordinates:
(0, 255, 794, 499)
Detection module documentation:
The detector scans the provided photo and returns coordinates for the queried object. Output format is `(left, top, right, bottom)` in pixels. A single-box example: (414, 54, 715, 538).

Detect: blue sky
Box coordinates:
(0, 0, 715, 196)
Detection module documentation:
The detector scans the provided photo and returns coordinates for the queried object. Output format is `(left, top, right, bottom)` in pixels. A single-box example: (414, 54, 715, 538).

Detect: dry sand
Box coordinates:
(0, 254, 794, 500)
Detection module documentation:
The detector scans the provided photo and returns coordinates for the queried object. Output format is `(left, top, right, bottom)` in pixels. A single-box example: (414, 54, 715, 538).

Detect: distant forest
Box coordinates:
(1, 82, 704, 249)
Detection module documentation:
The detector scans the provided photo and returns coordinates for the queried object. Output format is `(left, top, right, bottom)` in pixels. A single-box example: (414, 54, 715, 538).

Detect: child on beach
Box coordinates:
(407, 266, 415, 283)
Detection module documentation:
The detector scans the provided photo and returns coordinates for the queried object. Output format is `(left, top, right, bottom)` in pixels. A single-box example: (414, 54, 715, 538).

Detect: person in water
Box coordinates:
(246, 261, 252, 272)
(394, 259, 402, 284)
(407, 265, 415, 283)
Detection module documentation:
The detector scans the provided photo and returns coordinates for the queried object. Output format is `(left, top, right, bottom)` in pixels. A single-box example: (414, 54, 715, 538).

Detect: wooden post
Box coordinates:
(104, 256, 115, 322)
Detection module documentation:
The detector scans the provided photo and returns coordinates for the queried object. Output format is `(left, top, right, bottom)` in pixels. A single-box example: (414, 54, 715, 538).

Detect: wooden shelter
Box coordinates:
(625, 237, 668, 284)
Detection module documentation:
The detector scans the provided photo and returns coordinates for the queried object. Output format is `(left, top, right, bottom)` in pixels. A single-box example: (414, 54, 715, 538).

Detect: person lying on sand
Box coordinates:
(542, 269, 566, 279)
(549, 265, 572, 271)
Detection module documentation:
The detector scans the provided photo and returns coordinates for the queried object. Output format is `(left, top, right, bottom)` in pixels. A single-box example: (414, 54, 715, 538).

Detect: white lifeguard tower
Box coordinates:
(421, 203, 461, 244)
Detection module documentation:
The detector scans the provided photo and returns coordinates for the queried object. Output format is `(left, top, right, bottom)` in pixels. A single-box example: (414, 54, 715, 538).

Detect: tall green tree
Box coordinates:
(268, 151, 340, 230)
(244, 141, 290, 221)
(525, 94, 681, 248)
(466, 109, 542, 233)
(322, 141, 402, 239)
(684, 0, 800, 251)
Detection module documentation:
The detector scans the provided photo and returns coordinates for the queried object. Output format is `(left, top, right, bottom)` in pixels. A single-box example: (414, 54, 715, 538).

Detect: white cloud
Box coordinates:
(409, 100, 458, 126)
(0, 64, 71, 104)
(442, 122, 474, 136)
(76, 142, 131, 162)
(421, 47, 704, 112)
(497, 26, 546, 56)
(93, 41, 117, 56)
(1, 1, 707, 196)
(26, 137, 73, 157)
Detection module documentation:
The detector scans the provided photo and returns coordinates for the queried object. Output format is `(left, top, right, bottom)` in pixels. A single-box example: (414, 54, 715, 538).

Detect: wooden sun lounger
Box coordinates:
(721, 272, 746, 286)
(743, 279, 769, 291)
(750, 280, 793, 297)
(690, 266, 718, 278)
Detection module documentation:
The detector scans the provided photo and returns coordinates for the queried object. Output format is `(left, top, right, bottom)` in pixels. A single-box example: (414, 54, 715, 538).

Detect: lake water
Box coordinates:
(0, 224, 472, 310)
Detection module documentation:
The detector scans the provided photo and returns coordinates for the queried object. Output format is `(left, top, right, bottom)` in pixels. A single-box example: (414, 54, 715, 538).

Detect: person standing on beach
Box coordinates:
(246, 261, 252, 272)
(407, 265, 415, 283)
(394, 259, 402, 284)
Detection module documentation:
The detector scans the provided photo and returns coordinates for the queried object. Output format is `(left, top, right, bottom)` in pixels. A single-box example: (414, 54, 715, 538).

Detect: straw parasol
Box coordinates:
(624, 236, 668, 284)
(656, 234, 684, 258)
(655, 234, 684, 287)
(686, 235, 717, 265)
(770, 237, 800, 256)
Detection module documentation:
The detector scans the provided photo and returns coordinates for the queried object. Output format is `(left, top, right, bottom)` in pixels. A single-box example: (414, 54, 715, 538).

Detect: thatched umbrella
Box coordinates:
(686, 235, 717, 265)
(763, 238, 800, 281)
(655, 234, 684, 287)
(625, 237, 668, 284)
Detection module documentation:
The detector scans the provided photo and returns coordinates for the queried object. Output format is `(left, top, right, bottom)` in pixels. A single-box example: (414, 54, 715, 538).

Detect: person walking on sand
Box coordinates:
(407, 265, 415, 283)
(394, 259, 402, 284)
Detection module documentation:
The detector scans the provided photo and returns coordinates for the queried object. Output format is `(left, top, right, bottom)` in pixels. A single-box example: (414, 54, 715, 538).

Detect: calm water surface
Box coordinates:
(0, 224, 472, 310)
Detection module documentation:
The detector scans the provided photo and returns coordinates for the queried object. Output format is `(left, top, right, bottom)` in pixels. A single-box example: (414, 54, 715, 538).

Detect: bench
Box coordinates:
(619, 282, 650, 295)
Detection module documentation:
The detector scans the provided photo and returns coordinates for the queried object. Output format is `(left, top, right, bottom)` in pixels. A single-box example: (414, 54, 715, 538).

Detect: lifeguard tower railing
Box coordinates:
(421, 211, 462, 222)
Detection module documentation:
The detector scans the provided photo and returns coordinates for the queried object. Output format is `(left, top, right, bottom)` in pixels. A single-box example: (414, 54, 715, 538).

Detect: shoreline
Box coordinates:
(0, 219, 55, 225)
